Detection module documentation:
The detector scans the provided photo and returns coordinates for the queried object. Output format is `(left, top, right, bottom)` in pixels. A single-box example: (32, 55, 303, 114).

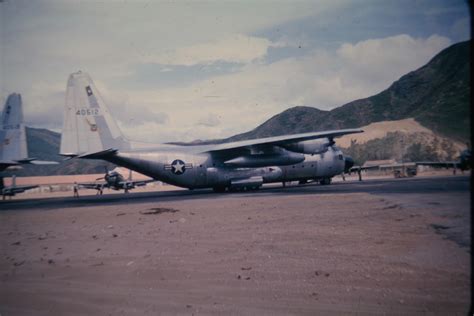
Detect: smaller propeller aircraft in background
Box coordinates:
(78, 167, 155, 195)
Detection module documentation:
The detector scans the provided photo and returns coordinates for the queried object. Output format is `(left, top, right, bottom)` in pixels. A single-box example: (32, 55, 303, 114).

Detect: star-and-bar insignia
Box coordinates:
(85, 86, 93, 96)
(164, 159, 193, 175)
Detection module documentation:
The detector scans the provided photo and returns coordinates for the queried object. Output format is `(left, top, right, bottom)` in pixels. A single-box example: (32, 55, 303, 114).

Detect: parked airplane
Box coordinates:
(349, 149, 472, 180)
(60, 71, 361, 192)
(415, 148, 472, 172)
(78, 168, 154, 194)
(0, 93, 58, 171)
(1, 93, 57, 199)
(0, 175, 38, 200)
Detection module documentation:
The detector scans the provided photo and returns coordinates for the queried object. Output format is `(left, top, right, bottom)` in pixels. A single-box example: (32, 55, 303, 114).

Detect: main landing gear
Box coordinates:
(319, 178, 332, 185)
(212, 185, 261, 193)
(212, 186, 227, 193)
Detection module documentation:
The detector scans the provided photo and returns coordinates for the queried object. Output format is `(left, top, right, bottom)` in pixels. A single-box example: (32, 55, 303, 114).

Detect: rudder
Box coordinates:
(0, 93, 28, 161)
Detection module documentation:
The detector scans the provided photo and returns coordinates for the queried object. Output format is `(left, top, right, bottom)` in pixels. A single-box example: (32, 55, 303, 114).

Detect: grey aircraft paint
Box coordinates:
(0, 93, 58, 172)
(78, 168, 154, 193)
(0, 93, 28, 170)
(60, 71, 361, 191)
(0, 93, 57, 198)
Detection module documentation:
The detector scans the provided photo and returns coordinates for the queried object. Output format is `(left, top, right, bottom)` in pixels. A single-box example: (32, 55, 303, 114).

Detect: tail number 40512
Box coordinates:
(76, 108, 100, 116)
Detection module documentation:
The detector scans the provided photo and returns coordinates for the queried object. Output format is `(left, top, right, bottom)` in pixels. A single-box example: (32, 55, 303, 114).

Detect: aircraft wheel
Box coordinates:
(319, 178, 331, 185)
(213, 186, 226, 193)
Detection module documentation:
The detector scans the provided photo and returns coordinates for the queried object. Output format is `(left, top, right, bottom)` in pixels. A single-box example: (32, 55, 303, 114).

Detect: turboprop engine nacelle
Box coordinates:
(282, 138, 334, 155)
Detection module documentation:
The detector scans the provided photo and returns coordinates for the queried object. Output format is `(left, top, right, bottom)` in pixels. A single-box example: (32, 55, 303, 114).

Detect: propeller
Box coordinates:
(96, 166, 109, 180)
(344, 156, 354, 173)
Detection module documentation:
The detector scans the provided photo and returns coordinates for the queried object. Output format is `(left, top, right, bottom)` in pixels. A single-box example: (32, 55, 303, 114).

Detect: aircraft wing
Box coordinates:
(131, 179, 155, 187)
(378, 162, 416, 169)
(349, 165, 380, 172)
(78, 182, 108, 190)
(351, 161, 459, 173)
(203, 129, 363, 155)
(28, 159, 59, 165)
(2, 184, 38, 195)
(415, 161, 459, 168)
(119, 179, 155, 188)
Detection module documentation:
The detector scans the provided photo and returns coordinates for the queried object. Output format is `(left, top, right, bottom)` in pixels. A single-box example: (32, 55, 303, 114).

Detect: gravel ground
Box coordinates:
(0, 184, 470, 315)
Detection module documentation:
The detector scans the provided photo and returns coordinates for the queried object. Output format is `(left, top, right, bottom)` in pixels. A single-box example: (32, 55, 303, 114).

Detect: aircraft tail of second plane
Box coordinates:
(0, 93, 28, 162)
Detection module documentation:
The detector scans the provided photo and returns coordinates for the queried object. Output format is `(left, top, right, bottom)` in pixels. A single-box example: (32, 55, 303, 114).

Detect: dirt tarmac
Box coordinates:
(0, 177, 470, 315)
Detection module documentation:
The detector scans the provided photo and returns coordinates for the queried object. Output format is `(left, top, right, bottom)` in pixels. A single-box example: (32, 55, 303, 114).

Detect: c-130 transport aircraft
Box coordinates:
(60, 71, 361, 192)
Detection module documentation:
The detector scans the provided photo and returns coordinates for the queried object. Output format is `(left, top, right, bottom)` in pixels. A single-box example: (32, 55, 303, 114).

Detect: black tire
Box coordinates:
(213, 186, 227, 193)
(319, 178, 332, 185)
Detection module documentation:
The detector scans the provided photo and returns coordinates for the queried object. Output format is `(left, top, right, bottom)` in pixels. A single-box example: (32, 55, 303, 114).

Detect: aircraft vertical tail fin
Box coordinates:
(60, 71, 131, 156)
(0, 93, 28, 161)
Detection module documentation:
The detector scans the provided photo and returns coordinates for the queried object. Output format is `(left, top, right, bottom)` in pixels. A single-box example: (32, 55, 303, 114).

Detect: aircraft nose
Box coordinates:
(344, 156, 354, 172)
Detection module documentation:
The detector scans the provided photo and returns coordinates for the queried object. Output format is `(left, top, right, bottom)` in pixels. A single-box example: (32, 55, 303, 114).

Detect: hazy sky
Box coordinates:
(0, 0, 470, 142)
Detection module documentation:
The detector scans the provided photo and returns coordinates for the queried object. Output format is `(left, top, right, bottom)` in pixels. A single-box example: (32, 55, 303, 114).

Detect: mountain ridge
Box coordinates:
(191, 40, 469, 145)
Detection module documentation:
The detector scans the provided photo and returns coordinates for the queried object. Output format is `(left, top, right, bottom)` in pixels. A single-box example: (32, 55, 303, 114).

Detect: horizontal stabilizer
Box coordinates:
(15, 158, 59, 165)
(59, 153, 79, 160)
(0, 160, 20, 172)
(78, 148, 118, 159)
(29, 160, 59, 165)
(0, 160, 20, 166)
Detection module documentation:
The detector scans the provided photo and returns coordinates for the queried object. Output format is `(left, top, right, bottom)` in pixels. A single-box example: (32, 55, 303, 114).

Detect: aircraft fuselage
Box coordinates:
(103, 145, 346, 190)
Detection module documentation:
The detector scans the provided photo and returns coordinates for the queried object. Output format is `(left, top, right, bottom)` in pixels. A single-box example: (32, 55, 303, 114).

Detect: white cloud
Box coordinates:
(1, 1, 466, 144)
(11, 32, 452, 143)
(336, 34, 452, 83)
(115, 34, 452, 143)
(197, 113, 221, 127)
(144, 34, 275, 66)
